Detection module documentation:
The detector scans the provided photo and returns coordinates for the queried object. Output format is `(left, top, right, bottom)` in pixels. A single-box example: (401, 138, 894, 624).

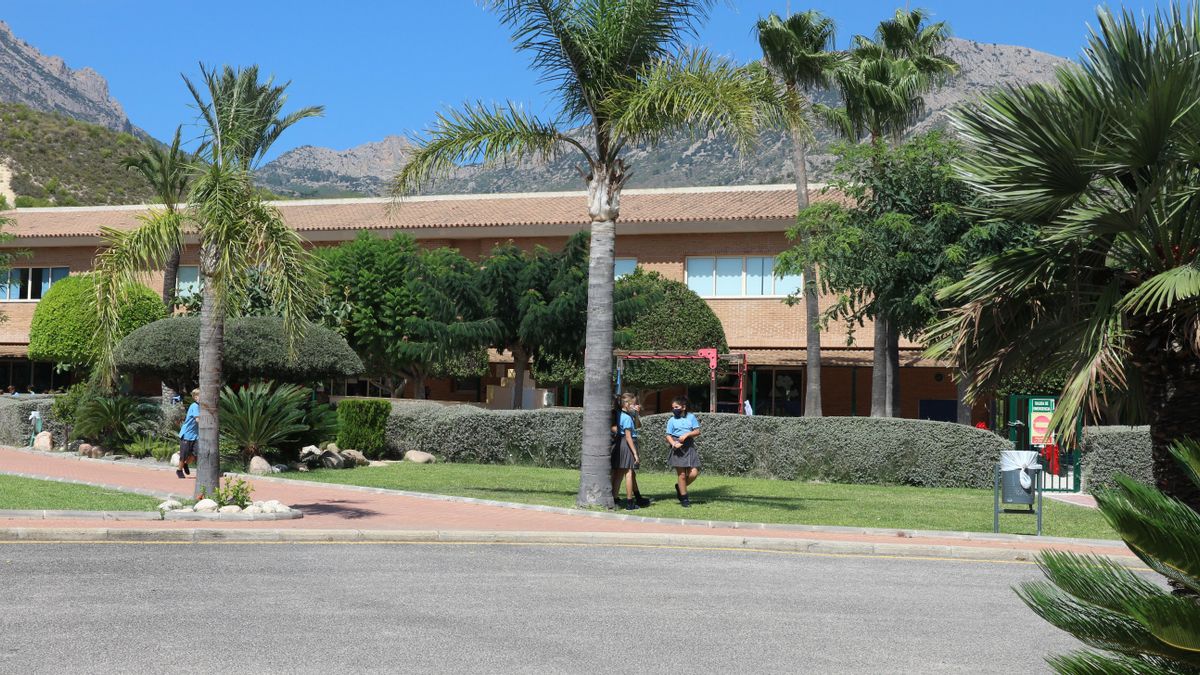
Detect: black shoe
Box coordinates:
(183, 464, 190, 476)
(624, 499, 640, 511)
(636, 496, 652, 508)
(680, 496, 691, 508)
(176, 469, 185, 479)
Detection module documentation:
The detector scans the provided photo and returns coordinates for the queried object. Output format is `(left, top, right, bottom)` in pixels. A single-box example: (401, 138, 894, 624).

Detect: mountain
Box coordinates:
(0, 21, 139, 135)
(256, 38, 1072, 198)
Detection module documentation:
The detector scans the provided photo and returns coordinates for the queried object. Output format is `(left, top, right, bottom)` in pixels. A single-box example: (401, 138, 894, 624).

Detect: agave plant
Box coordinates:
(218, 381, 309, 461)
(1019, 438, 1200, 673)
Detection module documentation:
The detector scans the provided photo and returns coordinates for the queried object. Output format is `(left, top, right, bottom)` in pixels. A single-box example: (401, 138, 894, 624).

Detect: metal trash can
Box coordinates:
(999, 450, 1041, 505)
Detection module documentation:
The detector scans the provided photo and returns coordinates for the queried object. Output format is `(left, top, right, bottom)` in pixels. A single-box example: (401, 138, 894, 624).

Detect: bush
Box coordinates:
(1081, 426, 1153, 491)
(219, 382, 309, 460)
(29, 274, 166, 367)
(124, 434, 158, 459)
(51, 380, 101, 430)
(337, 399, 391, 458)
(296, 400, 338, 451)
(383, 404, 1012, 488)
(73, 396, 159, 451)
(115, 316, 364, 389)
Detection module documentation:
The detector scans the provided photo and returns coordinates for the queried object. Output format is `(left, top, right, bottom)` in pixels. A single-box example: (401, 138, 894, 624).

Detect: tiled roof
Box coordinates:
(6, 184, 836, 240)
(738, 347, 939, 368)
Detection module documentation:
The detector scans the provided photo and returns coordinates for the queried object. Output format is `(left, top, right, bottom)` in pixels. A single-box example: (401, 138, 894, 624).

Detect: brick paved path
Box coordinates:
(0, 446, 1130, 559)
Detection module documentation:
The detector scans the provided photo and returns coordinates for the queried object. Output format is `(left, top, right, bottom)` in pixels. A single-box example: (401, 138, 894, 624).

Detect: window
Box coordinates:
(685, 257, 802, 297)
(614, 258, 637, 279)
(177, 265, 201, 296)
(1, 267, 68, 300)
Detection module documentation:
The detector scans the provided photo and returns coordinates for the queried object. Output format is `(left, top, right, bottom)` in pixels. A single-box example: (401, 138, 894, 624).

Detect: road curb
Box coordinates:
(0, 527, 1140, 565)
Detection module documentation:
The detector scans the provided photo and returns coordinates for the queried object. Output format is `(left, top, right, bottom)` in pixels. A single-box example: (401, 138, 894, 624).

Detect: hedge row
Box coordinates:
(384, 403, 1013, 489)
(1081, 426, 1153, 491)
(337, 399, 390, 458)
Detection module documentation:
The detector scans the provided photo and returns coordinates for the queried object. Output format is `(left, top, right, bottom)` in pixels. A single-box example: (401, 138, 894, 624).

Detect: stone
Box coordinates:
(271, 464, 288, 473)
(243, 505, 263, 515)
(325, 442, 340, 453)
(340, 449, 369, 467)
(319, 450, 344, 469)
(218, 505, 242, 514)
(32, 430, 52, 452)
(176, 507, 195, 513)
(403, 450, 436, 464)
(77, 443, 94, 457)
(85, 446, 107, 459)
(194, 499, 218, 512)
(297, 464, 309, 472)
(367, 460, 389, 468)
(299, 445, 322, 466)
(170, 452, 180, 466)
(157, 499, 183, 511)
(248, 456, 272, 475)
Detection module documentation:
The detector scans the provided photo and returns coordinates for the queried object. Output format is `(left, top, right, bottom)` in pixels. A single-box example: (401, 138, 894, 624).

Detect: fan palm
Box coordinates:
(755, 10, 839, 417)
(121, 127, 190, 307)
(394, 0, 778, 507)
(95, 64, 322, 496)
(1019, 438, 1200, 672)
(819, 8, 957, 417)
(927, 5, 1200, 512)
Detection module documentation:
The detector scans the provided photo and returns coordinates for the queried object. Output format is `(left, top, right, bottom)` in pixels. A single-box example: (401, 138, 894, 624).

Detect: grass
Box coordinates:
(0, 475, 160, 511)
(287, 463, 1118, 540)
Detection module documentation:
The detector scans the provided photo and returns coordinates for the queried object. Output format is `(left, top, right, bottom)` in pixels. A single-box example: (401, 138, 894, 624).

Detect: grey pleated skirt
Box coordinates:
(613, 437, 638, 470)
(668, 444, 700, 469)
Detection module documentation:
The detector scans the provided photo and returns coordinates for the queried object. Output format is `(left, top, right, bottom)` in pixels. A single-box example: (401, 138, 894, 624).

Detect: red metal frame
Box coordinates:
(614, 349, 748, 414)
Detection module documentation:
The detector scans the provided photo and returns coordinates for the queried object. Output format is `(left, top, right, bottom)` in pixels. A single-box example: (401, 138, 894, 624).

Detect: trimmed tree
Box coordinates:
(29, 274, 165, 367)
(114, 316, 363, 394)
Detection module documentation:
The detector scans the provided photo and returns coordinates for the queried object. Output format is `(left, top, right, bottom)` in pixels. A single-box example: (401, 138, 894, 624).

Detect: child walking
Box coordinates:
(665, 395, 701, 507)
(611, 393, 648, 510)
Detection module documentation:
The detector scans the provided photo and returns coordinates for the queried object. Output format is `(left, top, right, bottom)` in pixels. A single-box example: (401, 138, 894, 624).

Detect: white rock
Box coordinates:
(78, 443, 94, 457)
(325, 442, 340, 453)
(218, 505, 242, 514)
(367, 460, 390, 468)
(340, 449, 369, 467)
(297, 464, 310, 472)
(243, 505, 263, 515)
(271, 464, 288, 473)
(32, 430, 53, 452)
(299, 445, 321, 463)
(193, 498, 218, 512)
(404, 450, 436, 464)
(319, 450, 344, 469)
(176, 507, 195, 513)
(157, 499, 183, 511)
(248, 456, 272, 475)
(170, 452, 180, 466)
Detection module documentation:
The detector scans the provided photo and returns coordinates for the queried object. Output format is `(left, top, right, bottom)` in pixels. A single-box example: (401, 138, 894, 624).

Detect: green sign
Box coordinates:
(1028, 397, 1056, 446)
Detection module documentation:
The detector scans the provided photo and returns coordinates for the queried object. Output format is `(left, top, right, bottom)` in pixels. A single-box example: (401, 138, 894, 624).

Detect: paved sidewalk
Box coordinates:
(0, 446, 1133, 561)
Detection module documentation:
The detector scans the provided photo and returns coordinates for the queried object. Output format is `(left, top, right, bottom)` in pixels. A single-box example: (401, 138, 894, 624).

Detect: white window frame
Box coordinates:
(684, 256, 803, 298)
(0, 266, 69, 302)
(614, 257, 638, 279)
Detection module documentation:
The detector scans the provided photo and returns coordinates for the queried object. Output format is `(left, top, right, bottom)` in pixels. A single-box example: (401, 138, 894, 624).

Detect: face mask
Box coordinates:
(672, 409, 684, 418)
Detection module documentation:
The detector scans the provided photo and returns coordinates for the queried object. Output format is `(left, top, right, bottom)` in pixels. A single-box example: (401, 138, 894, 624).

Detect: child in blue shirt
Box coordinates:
(176, 388, 200, 479)
(610, 392, 646, 510)
(665, 395, 701, 507)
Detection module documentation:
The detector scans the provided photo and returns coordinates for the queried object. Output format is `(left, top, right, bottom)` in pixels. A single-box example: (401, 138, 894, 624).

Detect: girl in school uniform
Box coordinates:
(611, 392, 645, 510)
(665, 395, 701, 507)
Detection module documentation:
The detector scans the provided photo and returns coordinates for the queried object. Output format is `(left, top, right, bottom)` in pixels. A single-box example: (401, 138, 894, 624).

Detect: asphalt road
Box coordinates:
(0, 542, 1085, 673)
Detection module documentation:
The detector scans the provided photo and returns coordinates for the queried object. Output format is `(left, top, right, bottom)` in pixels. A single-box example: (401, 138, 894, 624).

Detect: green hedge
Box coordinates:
(29, 274, 165, 366)
(384, 404, 1012, 488)
(337, 399, 391, 458)
(1081, 426, 1153, 491)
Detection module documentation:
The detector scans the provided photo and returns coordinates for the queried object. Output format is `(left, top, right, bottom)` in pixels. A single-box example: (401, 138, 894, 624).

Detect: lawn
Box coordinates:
(289, 463, 1118, 540)
(0, 475, 161, 511)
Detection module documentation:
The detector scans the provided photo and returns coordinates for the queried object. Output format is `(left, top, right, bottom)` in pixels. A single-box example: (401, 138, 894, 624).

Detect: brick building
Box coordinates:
(3, 184, 971, 421)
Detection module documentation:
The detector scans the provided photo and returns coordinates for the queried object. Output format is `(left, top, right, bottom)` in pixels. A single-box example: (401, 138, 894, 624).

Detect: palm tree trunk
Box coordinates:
(577, 174, 619, 508)
(161, 246, 181, 308)
(791, 126, 822, 417)
(510, 345, 528, 410)
(887, 325, 901, 417)
(195, 261, 223, 499)
(1140, 338, 1200, 513)
(870, 315, 888, 417)
(955, 373, 972, 425)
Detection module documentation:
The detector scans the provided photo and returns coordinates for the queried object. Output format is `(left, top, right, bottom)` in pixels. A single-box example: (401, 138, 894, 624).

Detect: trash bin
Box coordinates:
(999, 450, 1041, 505)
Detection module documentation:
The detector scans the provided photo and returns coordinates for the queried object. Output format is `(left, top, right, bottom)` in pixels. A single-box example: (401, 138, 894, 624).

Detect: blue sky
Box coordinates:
(0, 1, 1175, 161)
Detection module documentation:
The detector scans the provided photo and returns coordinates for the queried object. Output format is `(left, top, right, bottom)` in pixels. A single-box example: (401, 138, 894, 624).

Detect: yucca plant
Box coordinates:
(218, 381, 309, 462)
(1020, 438, 1200, 673)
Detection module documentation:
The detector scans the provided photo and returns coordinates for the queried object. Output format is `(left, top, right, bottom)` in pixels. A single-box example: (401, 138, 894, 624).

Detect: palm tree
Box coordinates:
(394, 0, 774, 508)
(755, 10, 839, 417)
(820, 8, 956, 417)
(1019, 439, 1200, 671)
(95, 64, 322, 496)
(121, 127, 190, 307)
(927, 4, 1200, 511)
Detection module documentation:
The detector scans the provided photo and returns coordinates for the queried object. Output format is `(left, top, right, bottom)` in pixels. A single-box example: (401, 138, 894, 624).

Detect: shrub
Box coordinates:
(149, 437, 176, 462)
(219, 382, 309, 460)
(51, 380, 101, 431)
(1081, 426, 1153, 491)
(115, 316, 364, 389)
(124, 434, 159, 459)
(383, 404, 1011, 488)
(337, 399, 391, 458)
(28, 274, 165, 367)
(73, 396, 158, 451)
(296, 400, 339, 451)
(202, 476, 253, 509)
